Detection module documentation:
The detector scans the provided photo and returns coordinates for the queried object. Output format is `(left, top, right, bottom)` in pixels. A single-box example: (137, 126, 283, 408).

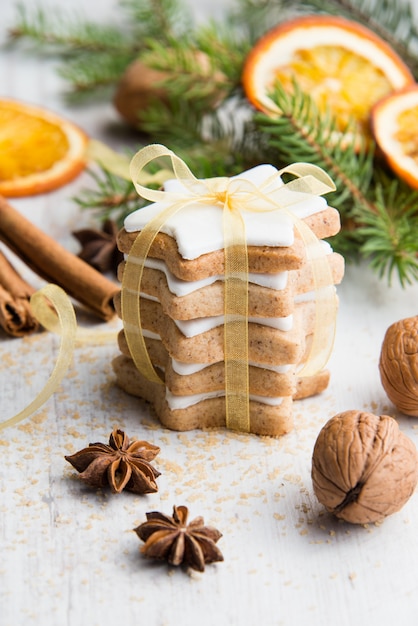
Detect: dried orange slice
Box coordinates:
(372, 86, 418, 189)
(0, 98, 88, 197)
(242, 15, 414, 141)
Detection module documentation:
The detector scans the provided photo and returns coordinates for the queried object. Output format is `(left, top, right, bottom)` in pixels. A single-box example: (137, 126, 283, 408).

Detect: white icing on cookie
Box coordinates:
(124, 164, 328, 260)
(165, 388, 284, 410)
(126, 240, 333, 298)
(173, 313, 293, 338)
(139, 256, 289, 294)
(140, 328, 161, 341)
(136, 290, 294, 336)
(139, 292, 159, 302)
(171, 358, 292, 376)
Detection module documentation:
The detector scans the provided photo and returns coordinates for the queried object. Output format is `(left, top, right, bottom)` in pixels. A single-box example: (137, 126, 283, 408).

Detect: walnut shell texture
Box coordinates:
(379, 316, 418, 416)
(311, 410, 418, 524)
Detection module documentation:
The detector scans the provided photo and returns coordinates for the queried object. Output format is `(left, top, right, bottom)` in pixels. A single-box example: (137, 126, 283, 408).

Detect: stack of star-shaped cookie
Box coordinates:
(112, 164, 344, 436)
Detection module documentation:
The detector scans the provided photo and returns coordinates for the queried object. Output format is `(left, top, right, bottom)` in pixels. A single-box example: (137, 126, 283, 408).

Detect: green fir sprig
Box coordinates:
(9, 2, 136, 96)
(355, 178, 418, 285)
(73, 167, 141, 228)
(8, 0, 194, 96)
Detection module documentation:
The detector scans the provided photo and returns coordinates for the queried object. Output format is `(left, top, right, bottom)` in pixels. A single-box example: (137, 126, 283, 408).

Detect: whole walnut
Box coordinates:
(113, 59, 169, 127)
(311, 410, 418, 524)
(379, 315, 418, 416)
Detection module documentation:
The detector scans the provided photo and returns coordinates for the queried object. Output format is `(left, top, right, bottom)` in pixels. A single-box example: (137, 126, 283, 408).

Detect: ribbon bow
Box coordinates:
(122, 144, 337, 432)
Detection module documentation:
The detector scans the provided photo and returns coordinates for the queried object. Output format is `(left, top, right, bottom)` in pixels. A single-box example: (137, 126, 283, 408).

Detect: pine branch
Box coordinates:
(355, 177, 418, 286)
(58, 51, 135, 94)
(138, 98, 212, 147)
(134, 33, 247, 152)
(9, 2, 134, 52)
(7, 0, 194, 97)
(253, 81, 375, 215)
(119, 0, 192, 42)
(194, 21, 252, 82)
(228, 0, 297, 44)
(139, 40, 234, 103)
(8, 2, 140, 98)
(73, 167, 142, 227)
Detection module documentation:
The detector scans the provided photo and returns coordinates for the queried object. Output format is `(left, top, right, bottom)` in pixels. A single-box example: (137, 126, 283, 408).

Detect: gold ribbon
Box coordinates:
(123, 144, 337, 432)
(0, 283, 120, 433)
(86, 139, 174, 185)
(0, 284, 77, 432)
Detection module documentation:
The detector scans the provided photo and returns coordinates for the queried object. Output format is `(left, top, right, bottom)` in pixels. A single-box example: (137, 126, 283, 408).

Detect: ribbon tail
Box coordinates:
(122, 199, 198, 385)
(0, 284, 77, 432)
(292, 219, 338, 378)
(87, 139, 174, 186)
(223, 205, 250, 432)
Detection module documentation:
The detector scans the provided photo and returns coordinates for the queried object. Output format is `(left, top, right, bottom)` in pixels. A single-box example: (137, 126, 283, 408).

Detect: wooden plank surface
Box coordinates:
(1, 1, 418, 624)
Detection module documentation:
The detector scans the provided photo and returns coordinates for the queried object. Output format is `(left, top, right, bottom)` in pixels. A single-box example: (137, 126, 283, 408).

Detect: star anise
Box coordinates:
(72, 219, 123, 275)
(65, 428, 161, 494)
(134, 505, 224, 572)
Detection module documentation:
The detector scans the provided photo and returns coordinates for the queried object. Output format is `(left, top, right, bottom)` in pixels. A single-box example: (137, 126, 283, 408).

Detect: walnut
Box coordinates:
(311, 410, 418, 524)
(113, 59, 170, 127)
(379, 315, 418, 416)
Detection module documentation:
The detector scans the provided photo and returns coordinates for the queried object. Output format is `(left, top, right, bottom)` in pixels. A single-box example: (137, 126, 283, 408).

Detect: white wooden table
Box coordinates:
(1, 1, 418, 625)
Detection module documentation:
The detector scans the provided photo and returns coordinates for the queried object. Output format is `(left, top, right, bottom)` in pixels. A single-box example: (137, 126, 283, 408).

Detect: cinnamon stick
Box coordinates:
(0, 196, 119, 321)
(0, 250, 39, 336)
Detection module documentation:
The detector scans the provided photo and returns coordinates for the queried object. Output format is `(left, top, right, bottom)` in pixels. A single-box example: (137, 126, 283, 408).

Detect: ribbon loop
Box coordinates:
(130, 144, 200, 203)
(123, 145, 337, 432)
